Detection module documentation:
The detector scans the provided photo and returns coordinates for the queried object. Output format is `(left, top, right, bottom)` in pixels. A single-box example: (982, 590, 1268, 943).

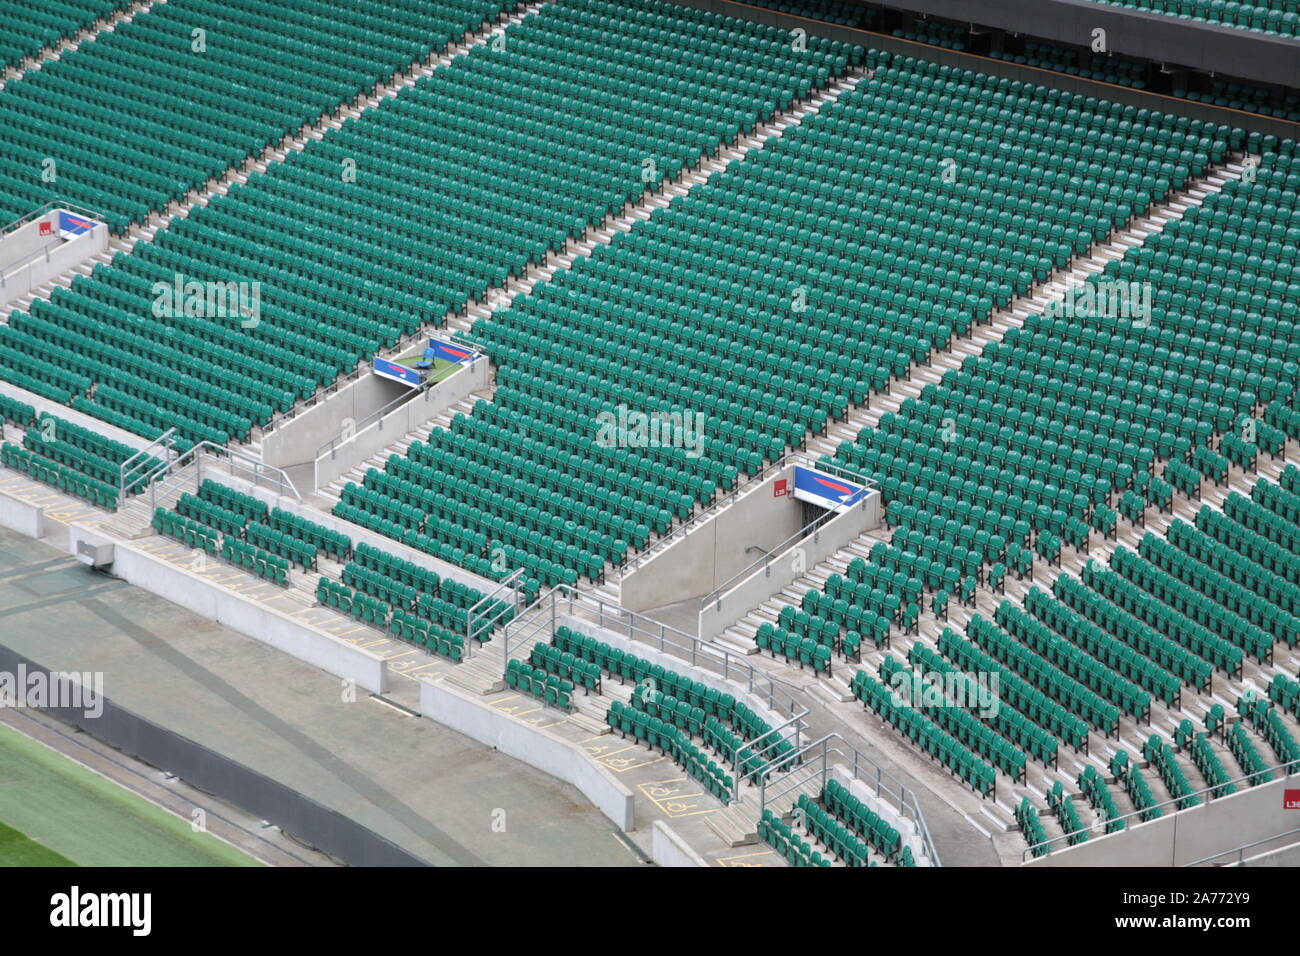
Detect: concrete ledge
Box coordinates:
(0, 377, 159, 453)
(69, 523, 389, 694)
(205, 470, 515, 600)
(1026, 769, 1300, 866)
(420, 677, 636, 832)
(651, 820, 709, 867)
(0, 488, 43, 539)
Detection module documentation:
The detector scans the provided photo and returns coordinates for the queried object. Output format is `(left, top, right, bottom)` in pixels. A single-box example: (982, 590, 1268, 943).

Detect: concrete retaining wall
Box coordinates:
(420, 678, 636, 831)
(1026, 770, 1300, 866)
(312, 358, 486, 490)
(621, 465, 804, 613)
(1, 216, 108, 307)
(0, 378, 158, 454)
(68, 523, 389, 693)
(651, 820, 709, 867)
(262, 353, 486, 472)
(0, 489, 43, 539)
(698, 489, 879, 639)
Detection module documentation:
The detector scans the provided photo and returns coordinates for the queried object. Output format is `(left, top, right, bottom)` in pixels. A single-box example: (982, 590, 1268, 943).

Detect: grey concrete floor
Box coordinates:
(0, 527, 638, 867)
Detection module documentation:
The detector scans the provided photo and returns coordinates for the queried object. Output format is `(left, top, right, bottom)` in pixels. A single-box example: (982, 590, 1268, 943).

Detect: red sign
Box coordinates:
(773, 479, 789, 498)
(1285, 789, 1300, 810)
(38, 221, 53, 236)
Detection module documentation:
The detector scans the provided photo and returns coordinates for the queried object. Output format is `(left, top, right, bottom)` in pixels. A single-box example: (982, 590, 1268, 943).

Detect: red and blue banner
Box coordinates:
(373, 357, 422, 388)
(793, 466, 870, 512)
(426, 339, 476, 364)
(58, 211, 96, 237)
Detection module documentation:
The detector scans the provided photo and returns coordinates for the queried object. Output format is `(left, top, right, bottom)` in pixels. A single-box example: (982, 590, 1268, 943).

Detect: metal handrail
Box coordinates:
(698, 507, 835, 613)
(1182, 826, 1300, 867)
(1022, 759, 1300, 861)
(119, 427, 176, 502)
(556, 585, 807, 721)
(314, 384, 426, 464)
(149, 441, 302, 509)
(465, 566, 525, 654)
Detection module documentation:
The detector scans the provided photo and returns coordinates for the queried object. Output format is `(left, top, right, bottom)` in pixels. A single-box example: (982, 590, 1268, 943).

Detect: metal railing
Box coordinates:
(502, 584, 807, 723)
(1022, 760, 1300, 861)
(465, 566, 525, 654)
(698, 507, 835, 615)
(314, 385, 425, 466)
(118, 428, 176, 503)
(759, 732, 941, 866)
(148, 441, 301, 511)
(1182, 826, 1300, 867)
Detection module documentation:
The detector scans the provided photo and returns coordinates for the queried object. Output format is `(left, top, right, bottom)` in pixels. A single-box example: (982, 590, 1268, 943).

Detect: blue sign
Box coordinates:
(426, 339, 476, 364)
(58, 211, 95, 236)
(793, 466, 870, 512)
(373, 357, 422, 388)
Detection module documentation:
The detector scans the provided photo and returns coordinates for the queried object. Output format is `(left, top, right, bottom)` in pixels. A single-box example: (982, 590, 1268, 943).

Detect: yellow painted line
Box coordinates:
(599, 751, 664, 774)
(716, 849, 777, 867)
(636, 779, 716, 817)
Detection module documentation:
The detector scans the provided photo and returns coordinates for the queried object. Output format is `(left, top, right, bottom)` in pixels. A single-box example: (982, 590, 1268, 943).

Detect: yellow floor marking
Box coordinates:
(717, 849, 777, 867)
(637, 778, 716, 817)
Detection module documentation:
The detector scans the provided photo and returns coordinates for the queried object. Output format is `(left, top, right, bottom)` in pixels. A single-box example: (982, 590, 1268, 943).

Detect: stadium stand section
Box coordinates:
(0, 0, 1296, 869)
(1086, 0, 1300, 38)
(0, 0, 852, 470)
(0, 0, 515, 231)
(0, 0, 131, 72)
(345, 49, 1233, 592)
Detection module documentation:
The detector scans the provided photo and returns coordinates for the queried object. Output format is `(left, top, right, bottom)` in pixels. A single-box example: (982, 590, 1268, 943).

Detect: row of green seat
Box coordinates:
(389, 609, 465, 662)
(0, 0, 510, 228)
(1078, 765, 1126, 834)
(1087, 0, 1300, 37)
(792, 793, 874, 867)
(1046, 780, 1090, 846)
(505, 660, 575, 710)
(1176, 720, 1237, 798)
(0, 0, 128, 70)
(907, 642, 1060, 766)
(605, 699, 733, 802)
(1142, 734, 1201, 811)
(0, 441, 118, 509)
(1049, 573, 1212, 691)
(758, 810, 833, 867)
(1111, 751, 1164, 822)
(151, 508, 218, 554)
(220, 535, 288, 585)
(850, 670, 997, 797)
(880, 654, 1028, 781)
